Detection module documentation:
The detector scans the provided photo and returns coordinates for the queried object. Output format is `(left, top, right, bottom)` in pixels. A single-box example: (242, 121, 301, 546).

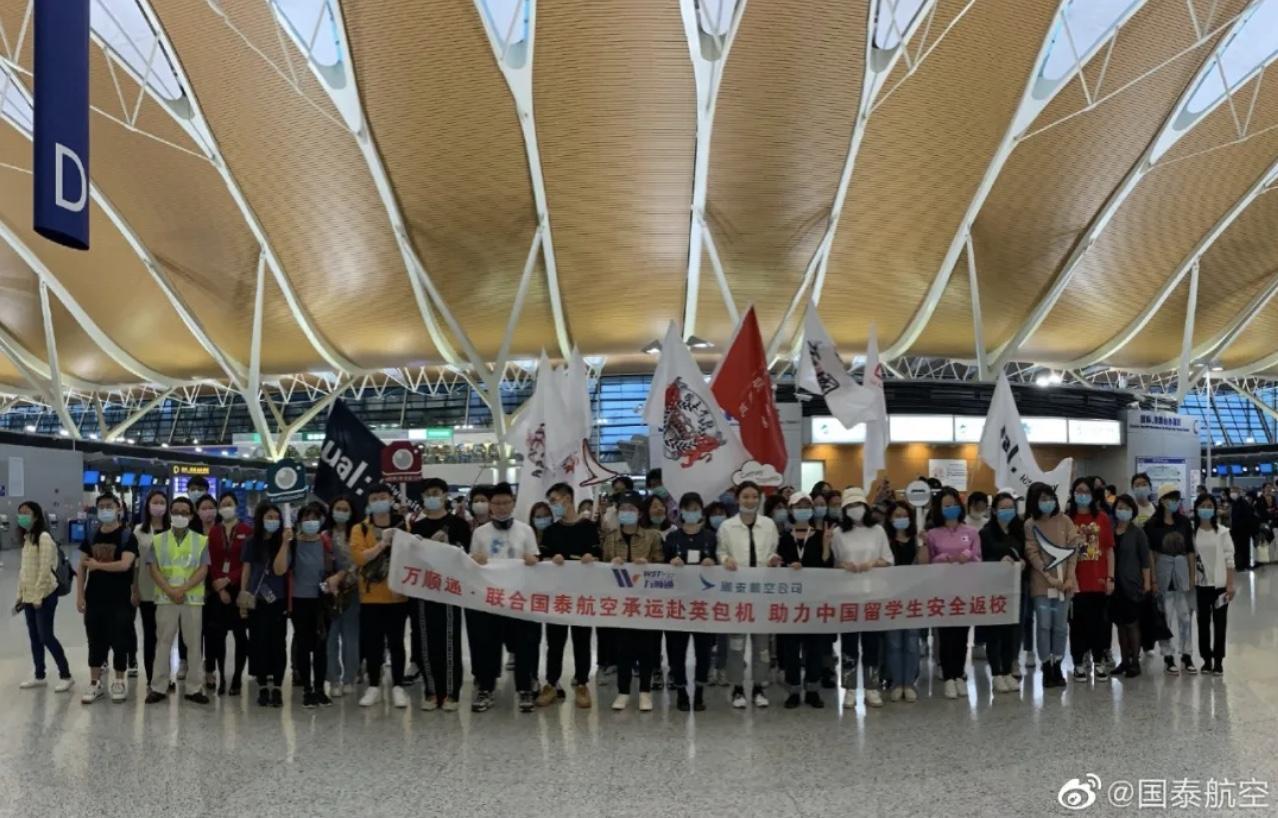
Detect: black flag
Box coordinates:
(313, 399, 382, 503)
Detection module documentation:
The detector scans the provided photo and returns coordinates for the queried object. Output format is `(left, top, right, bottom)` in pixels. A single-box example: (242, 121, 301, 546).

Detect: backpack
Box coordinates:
(50, 539, 73, 597)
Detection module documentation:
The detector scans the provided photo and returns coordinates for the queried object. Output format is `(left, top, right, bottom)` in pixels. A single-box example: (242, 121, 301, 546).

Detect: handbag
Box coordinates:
(237, 568, 267, 611)
(1257, 542, 1272, 564)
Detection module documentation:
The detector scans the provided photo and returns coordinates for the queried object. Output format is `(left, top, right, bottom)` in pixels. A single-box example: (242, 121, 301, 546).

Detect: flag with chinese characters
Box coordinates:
(644, 321, 749, 501)
(979, 372, 1073, 499)
(710, 306, 787, 473)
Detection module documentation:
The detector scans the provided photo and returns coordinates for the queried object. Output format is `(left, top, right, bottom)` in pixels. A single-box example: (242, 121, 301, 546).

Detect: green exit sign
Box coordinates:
(425, 427, 453, 441)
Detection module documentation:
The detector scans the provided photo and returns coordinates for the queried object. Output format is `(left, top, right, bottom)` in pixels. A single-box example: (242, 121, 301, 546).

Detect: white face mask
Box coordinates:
(847, 506, 866, 523)
(171, 514, 190, 530)
(219, 506, 237, 521)
(471, 501, 489, 517)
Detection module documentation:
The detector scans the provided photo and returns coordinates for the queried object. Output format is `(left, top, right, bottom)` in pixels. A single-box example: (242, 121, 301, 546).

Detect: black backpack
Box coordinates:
(50, 540, 73, 597)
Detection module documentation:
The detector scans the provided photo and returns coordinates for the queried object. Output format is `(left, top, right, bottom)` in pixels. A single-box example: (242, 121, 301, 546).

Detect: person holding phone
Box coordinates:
(144, 496, 210, 705)
(1192, 494, 1235, 676)
(241, 503, 292, 707)
(16, 501, 73, 693)
(77, 494, 138, 704)
(663, 492, 718, 711)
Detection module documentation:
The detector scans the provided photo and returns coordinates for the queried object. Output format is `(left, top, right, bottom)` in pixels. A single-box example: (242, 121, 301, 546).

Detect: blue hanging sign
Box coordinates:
(33, 0, 91, 250)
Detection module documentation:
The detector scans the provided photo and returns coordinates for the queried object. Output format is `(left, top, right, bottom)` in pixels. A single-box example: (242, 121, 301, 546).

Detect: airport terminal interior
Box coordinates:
(0, 0, 1277, 815)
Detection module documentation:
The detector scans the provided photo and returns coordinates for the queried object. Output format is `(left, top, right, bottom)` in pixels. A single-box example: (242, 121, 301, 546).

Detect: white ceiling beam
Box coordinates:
(1175, 260, 1200, 401)
(245, 252, 282, 460)
(677, 0, 748, 338)
(0, 321, 77, 437)
(105, 387, 174, 441)
(886, 0, 1148, 359)
(964, 232, 987, 380)
(989, 1, 1256, 369)
(133, 0, 359, 376)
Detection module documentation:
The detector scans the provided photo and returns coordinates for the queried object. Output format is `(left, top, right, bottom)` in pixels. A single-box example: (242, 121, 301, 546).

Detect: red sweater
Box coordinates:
(207, 520, 252, 588)
(1070, 511, 1113, 593)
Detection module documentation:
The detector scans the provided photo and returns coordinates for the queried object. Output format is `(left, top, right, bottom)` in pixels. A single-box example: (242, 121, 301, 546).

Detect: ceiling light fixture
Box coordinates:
(687, 335, 714, 350)
(641, 340, 661, 355)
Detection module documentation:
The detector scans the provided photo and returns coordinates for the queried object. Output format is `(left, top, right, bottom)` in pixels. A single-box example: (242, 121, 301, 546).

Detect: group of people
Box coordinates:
(12, 466, 1246, 715)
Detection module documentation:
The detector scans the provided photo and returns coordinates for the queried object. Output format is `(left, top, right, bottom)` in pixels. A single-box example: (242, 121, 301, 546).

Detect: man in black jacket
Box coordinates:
(1227, 488, 1256, 572)
(535, 482, 601, 709)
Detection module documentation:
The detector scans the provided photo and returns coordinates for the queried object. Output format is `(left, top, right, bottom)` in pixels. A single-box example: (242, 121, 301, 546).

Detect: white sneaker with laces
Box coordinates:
(731, 689, 748, 709)
(903, 686, 918, 703)
(391, 686, 409, 708)
(611, 694, 630, 711)
(753, 689, 769, 708)
(889, 686, 905, 702)
(420, 695, 438, 711)
(865, 688, 883, 708)
(19, 678, 47, 690)
(54, 678, 74, 693)
(843, 689, 857, 709)
(943, 679, 958, 699)
(359, 687, 382, 707)
(81, 682, 104, 704)
(638, 692, 653, 712)
(109, 680, 127, 702)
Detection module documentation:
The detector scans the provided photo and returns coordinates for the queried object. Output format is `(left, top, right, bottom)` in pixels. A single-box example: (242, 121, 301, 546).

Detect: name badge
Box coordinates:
(686, 549, 701, 564)
(221, 560, 230, 575)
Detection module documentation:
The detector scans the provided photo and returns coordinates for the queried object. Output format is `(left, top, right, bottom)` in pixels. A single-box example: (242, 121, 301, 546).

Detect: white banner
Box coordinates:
(388, 535, 1021, 634)
(979, 372, 1073, 499)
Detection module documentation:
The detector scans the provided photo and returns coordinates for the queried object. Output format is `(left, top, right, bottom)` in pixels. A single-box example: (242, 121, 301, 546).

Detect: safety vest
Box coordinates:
(153, 529, 208, 606)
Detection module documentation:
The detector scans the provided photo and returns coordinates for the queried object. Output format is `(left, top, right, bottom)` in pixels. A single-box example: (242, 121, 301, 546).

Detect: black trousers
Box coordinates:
(1233, 535, 1252, 572)
(139, 601, 158, 684)
(596, 627, 616, 668)
(1069, 592, 1111, 664)
(545, 623, 593, 687)
(779, 634, 825, 691)
(1195, 587, 1229, 663)
(413, 599, 464, 700)
(467, 609, 537, 693)
(615, 629, 657, 695)
(667, 630, 714, 688)
(985, 623, 1019, 676)
(361, 602, 408, 687)
(291, 598, 327, 691)
(249, 600, 288, 687)
(938, 626, 969, 681)
(85, 602, 132, 673)
(203, 592, 248, 686)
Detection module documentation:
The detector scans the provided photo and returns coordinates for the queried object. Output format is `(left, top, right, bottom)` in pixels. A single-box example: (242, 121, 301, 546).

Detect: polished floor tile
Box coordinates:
(0, 560, 1275, 817)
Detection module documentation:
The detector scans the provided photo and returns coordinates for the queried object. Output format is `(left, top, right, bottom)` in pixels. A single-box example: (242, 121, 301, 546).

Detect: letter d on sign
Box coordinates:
(33, 0, 91, 250)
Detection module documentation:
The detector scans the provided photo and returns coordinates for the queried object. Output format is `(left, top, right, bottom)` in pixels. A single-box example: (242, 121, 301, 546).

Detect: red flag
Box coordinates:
(710, 307, 788, 473)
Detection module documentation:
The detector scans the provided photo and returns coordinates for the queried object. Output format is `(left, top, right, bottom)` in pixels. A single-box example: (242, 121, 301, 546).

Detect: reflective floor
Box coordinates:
(0, 557, 1275, 817)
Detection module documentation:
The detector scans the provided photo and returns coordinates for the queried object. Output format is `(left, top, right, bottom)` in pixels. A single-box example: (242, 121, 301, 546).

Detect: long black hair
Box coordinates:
(248, 501, 284, 564)
(141, 488, 171, 532)
(17, 500, 48, 544)
(1193, 493, 1219, 531)
(1026, 482, 1060, 520)
(1066, 477, 1098, 517)
(886, 500, 917, 541)
(929, 487, 966, 528)
(327, 493, 359, 539)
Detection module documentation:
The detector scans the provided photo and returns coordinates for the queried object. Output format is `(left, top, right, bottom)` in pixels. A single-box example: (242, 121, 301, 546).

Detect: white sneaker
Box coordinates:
(442, 697, 460, 712)
(903, 685, 918, 703)
(358, 687, 382, 707)
(943, 679, 958, 699)
(843, 690, 857, 709)
(753, 689, 769, 708)
(344, 684, 357, 697)
(731, 689, 748, 708)
(420, 694, 438, 712)
(330, 683, 344, 698)
(865, 688, 883, 708)
(889, 686, 905, 702)
(54, 678, 74, 693)
(391, 686, 409, 708)
(1003, 675, 1019, 693)
(81, 682, 104, 704)
(19, 678, 47, 690)
(611, 694, 630, 711)
(109, 680, 127, 702)
(638, 692, 653, 712)
(994, 674, 1009, 693)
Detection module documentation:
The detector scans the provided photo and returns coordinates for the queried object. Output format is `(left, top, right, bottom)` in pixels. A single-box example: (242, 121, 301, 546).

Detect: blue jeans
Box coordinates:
(1033, 597, 1067, 663)
(326, 598, 360, 686)
(883, 629, 920, 687)
(24, 594, 70, 680)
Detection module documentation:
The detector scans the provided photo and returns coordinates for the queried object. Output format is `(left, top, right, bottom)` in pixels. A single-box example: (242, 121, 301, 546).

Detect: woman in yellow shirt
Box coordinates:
(15, 501, 73, 692)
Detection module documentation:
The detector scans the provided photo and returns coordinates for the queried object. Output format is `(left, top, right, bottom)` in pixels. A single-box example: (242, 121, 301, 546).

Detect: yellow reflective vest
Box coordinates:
(152, 529, 208, 605)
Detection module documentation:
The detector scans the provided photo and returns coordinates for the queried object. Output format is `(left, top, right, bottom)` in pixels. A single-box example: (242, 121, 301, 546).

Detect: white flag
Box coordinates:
(554, 349, 614, 505)
(644, 321, 749, 501)
(979, 373, 1073, 500)
(510, 353, 570, 520)
(797, 303, 879, 428)
(861, 324, 888, 488)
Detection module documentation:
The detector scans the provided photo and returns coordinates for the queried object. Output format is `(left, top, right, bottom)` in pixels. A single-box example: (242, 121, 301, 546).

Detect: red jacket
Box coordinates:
(207, 520, 252, 589)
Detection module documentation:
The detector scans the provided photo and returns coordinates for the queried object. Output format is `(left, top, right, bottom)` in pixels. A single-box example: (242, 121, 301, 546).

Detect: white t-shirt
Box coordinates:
(471, 520, 539, 560)
(831, 525, 894, 566)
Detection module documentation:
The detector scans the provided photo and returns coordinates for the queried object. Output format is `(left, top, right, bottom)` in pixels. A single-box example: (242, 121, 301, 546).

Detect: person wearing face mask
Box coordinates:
(645, 468, 677, 524)
(325, 497, 361, 697)
(240, 502, 292, 707)
(537, 483, 601, 710)
(966, 491, 991, 662)
(131, 489, 170, 689)
(205, 491, 250, 697)
(925, 487, 983, 698)
(1023, 483, 1081, 690)
(1192, 494, 1234, 676)
(351, 485, 411, 708)
(832, 488, 893, 708)
(143, 497, 210, 705)
(15, 502, 73, 694)
(1145, 484, 1197, 675)
(1067, 478, 1116, 682)
(468, 482, 542, 713)
(766, 494, 791, 536)
(882, 502, 928, 702)
(1224, 485, 1255, 573)
(662, 492, 718, 711)
(717, 481, 783, 709)
(1129, 473, 1157, 526)
(185, 477, 210, 525)
(76, 494, 138, 703)
(701, 499, 731, 688)
(776, 493, 832, 709)
(193, 496, 219, 691)
(599, 475, 636, 536)
(290, 502, 338, 708)
(1110, 494, 1151, 678)
(979, 493, 1024, 693)
(642, 493, 677, 691)
(409, 478, 472, 712)
(467, 485, 493, 531)
(600, 492, 665, 711)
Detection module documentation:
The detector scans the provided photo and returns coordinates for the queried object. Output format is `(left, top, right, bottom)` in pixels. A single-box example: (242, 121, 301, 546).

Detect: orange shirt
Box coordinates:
(350, 519, 407, 604)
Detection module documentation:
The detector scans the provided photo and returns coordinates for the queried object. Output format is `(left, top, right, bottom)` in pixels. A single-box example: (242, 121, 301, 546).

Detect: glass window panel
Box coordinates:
(92, 0, 184, 100)
(873, 0, 928, 51)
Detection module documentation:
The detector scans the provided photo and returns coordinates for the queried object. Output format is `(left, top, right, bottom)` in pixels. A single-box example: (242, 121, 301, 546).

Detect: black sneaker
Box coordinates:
(1182, 654, 1197, 675)
(472, 691, 493, 712)
(271, 688, 284, 707)
(1212, 661, 1224, 676)
(693, 686, 706, 711)
(805, 691, 825, 708)
(1095, 664, 1110, 681)
(184, 691, 210, 705)
(1165, 656, 1179, 675)
(676, 689, 690, 711)
(518, 691, 535, 712)
(127, 658, 138, 678)
(316, 691, 334, 707)
(258, 687, 271, 706)
(784, 693, 801, 709)
(292, 674, 305, 687)
(229, 680, 241, 697)
(1072, 665, 1088, 682)
(144, 691, 166, 704)
(302, 691, 318, 709)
